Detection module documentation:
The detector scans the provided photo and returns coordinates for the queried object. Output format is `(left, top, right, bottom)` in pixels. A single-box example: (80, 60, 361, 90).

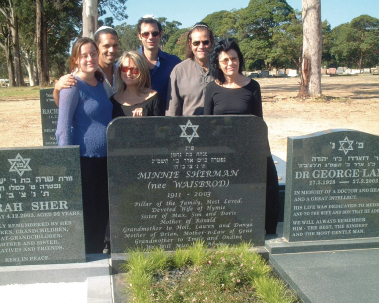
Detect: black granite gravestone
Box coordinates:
(283, 130, 379, 242)
(0, 146, 85, 266)
(107, 116, 268, 254)
(40, 88, 58, 146)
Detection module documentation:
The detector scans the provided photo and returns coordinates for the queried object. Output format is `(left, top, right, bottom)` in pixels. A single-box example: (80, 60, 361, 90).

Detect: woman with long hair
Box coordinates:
(111, 50, 162, 117)
(56, 37, 113, 253)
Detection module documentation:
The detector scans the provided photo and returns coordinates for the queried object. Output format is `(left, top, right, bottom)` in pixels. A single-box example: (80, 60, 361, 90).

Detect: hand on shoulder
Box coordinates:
(54, 74, 77, 91)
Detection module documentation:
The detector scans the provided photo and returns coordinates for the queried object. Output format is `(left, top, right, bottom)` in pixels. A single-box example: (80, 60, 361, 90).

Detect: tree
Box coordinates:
(115, 23, 140, 52)
(83, 0, 128, 38)
(236, 0, 293, 70)
(202, 10, 238, 39)
(271, 10, 303, 69)
(0, 0, 25, 86)
(0, 18, 15, 86)
(331, 15, 379, 69)
(158, 17, 182, 50)
(321, 20, 336, 68)
(164, 28, 188, 60)
(299, 0, 322, 98)
(83, 0, 98, 38)
(36, 0, 49, 86)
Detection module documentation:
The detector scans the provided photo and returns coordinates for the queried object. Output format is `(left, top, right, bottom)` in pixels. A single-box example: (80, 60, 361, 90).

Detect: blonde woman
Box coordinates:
(110, 51, 163, 117)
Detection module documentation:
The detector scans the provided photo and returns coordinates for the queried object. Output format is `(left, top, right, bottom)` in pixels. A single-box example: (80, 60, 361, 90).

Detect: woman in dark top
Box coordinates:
(111, 50, 162, 117)
(204, 39, 279, 234)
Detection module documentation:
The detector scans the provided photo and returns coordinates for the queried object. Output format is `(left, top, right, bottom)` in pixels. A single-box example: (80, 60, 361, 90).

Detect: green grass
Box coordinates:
(123, 242, 299, 303)
(0, 86, 47, 99)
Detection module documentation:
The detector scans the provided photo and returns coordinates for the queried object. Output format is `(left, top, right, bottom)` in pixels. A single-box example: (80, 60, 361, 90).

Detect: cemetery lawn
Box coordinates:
(124, 242, 299, 302)
(0, 75, 378, 159)
(0, 86, 40, 99)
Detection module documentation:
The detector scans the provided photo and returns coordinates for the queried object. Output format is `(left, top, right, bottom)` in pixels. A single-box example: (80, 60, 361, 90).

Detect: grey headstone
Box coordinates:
(283, 130, 379, 242)
(248, 73, 259, 79)
(40, 88, 58, 146)
(107, 116, 268, 254)
(0, 146, 85, 266)
(270, 249, 379, 303)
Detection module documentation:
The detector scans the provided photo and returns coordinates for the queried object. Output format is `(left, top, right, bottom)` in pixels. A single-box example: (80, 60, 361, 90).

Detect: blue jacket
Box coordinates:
(139, 47, 181, 111)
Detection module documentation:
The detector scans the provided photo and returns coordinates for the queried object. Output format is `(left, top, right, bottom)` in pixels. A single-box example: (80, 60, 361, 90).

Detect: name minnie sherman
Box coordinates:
(137, 170, 239, 179)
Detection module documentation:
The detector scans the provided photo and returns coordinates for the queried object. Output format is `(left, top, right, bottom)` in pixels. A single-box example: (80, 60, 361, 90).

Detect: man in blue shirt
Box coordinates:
(137, 15, 181, 113)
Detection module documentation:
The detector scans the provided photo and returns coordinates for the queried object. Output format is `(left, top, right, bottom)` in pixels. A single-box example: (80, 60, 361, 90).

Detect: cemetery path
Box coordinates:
(0, 75, 378, 161)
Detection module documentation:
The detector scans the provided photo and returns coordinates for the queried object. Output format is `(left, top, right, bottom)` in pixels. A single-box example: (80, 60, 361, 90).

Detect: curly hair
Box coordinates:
(209, 39, 245, 84)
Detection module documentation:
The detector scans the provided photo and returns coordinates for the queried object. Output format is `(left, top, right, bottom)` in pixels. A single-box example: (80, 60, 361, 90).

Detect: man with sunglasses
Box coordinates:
(166, 22, 214, 116)
(53, 26, 119, 105)
(137, 15, 181, 113)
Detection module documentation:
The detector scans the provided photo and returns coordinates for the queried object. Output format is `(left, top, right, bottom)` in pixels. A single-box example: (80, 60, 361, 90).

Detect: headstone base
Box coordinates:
(269, 249, 379, 303)
(266, 237, 379, 254)
(0, 254, 111, 303)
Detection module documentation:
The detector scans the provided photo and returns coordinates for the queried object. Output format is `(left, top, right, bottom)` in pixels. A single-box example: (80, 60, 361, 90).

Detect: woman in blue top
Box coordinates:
(56, 37, 113, 253)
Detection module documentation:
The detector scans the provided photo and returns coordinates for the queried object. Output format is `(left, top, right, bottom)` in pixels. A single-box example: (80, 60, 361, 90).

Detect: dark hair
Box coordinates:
(137, 16, 162, 33)
(185, 22, 214, 59)
(209, 39, 244, 84)
(94, 27, 118, 45)
(69, 37, 104, 83)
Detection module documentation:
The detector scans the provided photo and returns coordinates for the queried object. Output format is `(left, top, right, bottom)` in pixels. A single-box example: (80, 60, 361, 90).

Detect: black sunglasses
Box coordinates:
(191, 40, 210, 46)
(141, 31, 160, 38)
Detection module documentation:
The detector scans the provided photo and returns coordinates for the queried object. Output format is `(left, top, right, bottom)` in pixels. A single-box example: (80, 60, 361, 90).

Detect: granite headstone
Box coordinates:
(283, 130, 379, 242)
(40, 88, 58, 146)
(107, 116, 268, 253)
(0, 146, 85, 266)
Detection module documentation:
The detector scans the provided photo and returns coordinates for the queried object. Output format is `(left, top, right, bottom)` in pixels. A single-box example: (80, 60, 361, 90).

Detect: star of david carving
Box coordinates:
(179, 120, 199, 143)
(338, 136, 354, 155)
(8, 153, 32, 176)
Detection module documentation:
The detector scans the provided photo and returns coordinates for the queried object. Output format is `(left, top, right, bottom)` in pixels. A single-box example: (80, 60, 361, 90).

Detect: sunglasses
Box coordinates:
(120, 66, 140, 74)
(219, 57, 238, 65)
(141, 31, 160, 38)
(192, 40, 210, 46)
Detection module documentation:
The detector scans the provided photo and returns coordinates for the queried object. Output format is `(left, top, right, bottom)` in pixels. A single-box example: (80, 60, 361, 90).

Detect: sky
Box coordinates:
(110, 0, 379, 29)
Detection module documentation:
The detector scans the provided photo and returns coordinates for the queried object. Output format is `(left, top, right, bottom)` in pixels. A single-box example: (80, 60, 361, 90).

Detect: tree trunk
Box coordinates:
(10, 14, 25, 86)
(82, 0, 98, 39)
(0, 30, 15, 87)
(299, 0, 322, 98)
(5, 41, 15, 87)
(23, 50, 35, 87)
(36, 0, 49, 86)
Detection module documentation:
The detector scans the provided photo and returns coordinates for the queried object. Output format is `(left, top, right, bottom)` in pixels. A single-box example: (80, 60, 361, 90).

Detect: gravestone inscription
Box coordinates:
(284, 130, 379, 242)
(107, 116, 268, 252)
(0, 146, 85, 266)
(40, 88, 58, 146)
